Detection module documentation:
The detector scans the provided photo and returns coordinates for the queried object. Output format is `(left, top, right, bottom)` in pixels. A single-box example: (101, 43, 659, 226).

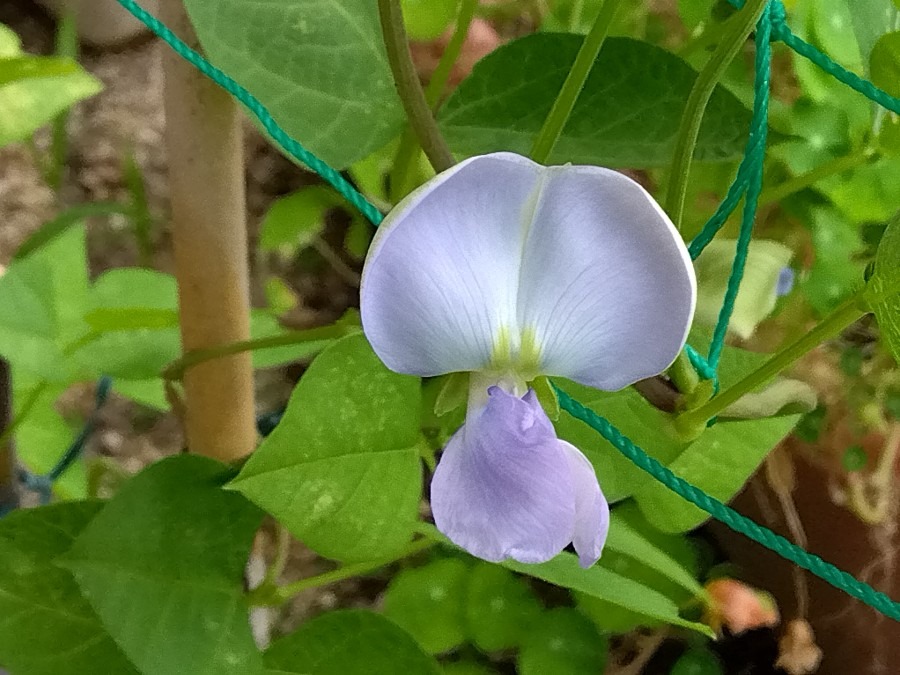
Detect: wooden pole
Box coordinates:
(160, 0, 256, 461)
(0, 360, 18, 513)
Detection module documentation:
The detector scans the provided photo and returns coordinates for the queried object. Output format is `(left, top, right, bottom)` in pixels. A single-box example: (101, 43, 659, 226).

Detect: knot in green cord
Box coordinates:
(767, 0, 788, 39)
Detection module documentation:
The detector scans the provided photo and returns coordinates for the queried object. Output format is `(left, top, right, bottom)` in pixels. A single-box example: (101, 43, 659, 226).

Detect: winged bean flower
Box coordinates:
(361, 153, 696, 568)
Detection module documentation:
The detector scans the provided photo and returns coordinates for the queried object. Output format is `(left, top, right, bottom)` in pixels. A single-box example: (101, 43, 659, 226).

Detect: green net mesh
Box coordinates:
(116, 0, 900, 622)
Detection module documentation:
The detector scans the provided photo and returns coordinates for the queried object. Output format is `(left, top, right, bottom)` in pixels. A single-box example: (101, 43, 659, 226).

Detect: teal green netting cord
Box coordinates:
(113, 0, 384, 228)
(115, 0, 900, 622)
(552, 386, 900, 622)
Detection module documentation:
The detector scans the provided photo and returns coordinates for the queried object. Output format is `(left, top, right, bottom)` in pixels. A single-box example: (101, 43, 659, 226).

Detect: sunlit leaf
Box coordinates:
(231, 333, 423, 562)
(182, 0, 403, 168)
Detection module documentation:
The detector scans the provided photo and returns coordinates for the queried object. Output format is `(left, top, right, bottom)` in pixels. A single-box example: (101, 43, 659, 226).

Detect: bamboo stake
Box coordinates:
(160, 0, 256, 461)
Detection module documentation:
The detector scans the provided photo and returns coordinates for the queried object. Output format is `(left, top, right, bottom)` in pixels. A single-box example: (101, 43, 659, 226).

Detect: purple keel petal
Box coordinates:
(560, 441, 609, 568)
(431, 387, 576, 564)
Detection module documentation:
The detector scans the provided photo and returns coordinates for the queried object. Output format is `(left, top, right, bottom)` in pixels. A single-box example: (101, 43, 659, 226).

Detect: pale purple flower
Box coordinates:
(360, 153, 696, 568)
(776, 266, 795, 297)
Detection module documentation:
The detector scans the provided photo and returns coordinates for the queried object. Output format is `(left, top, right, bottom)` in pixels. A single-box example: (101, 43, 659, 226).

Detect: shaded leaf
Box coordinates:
(383, 558, 469, 654)
(867, 211, 900, 362)
(439, 35, 752, 167)
(61, 456, 264, 675)
(464, 563, 542, 652)
(264, 610, 439, 674)
(0, 501, 139, 675)
(517, 608, 608, 675)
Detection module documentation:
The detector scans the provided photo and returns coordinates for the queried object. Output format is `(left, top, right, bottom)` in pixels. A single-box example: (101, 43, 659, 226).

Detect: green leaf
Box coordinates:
(803, 207, 865, 315)
(0, 501, 139, 675)
(60, 455, 264, 675)
(13, 375, 87, 499)
(871, 31, 900, 98)
(434, 372, 469, 417)
(0, 57, 101, 146)
(464, 563, 542, 652)
(604, 512, 703, 598)
(383, 558, 469, 655)
(84, 307, 180, 332)
(0, 55, 79, 86)
(504, 553, 712, 635)
(13, 203, 133, 262)
(0, 23, 22, 56)
(182, 0, 403, 169)
(867, 211, 900, 362)
(678, 0, 718, 31)
(516, 608, 608, 675)
(693, 239, 793, 340)
(671, 648, 725, 675)
(74, 268, 181, 380)
(438, 35, 752, 167)
(812, 0, 863, 70)
(259, 187, 336, 252)
(401, 0, 458, 40)
(848, 0, 898, 65)
(113, 377, 169, 411)
(577, 503, 702, 633)
(264, 609, 440, 674)
(633, 414, 800, 533)
(820, 157, 900, 224)
(0, 224, 88, 380)
(554, 381, 687, 503)
(231, 333, 423, 562)
(442, 662, 495, 675)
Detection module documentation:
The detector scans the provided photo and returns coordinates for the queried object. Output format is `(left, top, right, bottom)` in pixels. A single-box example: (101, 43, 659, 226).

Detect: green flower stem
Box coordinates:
(425, 0, 479, 108)
(260, 525, 292, 590)
(250, 537, 435, 607)
(667, 351, 700, 399)
(664, 0, 768, 230)
(390, 0, 477, 202)
(758, 148, 877, 207)
(162, 325, 358, 381)
(378, 0, 455, 174)
(530, 0, 624, 165)
(677, 291, 867, 432)
(47, 10, 78, 191)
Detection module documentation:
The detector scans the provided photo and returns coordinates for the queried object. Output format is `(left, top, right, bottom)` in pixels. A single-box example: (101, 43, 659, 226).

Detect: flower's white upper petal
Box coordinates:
(361, 153, 541, 376)
(517, 165, 696, 390)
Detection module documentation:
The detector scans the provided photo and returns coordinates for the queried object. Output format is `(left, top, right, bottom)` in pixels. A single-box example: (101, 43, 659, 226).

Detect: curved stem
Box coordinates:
(677, 291, 867, 431)
(425, 0, 479, 109)
(250, 537, 435, 607)
(664, 0, 768, 230)
(530, 0, 623, 165)
(759, 148, 876, 207)
(390, 0, 478, 202)
(163, 325, 358, 381)
(378, 0, 455, 173)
